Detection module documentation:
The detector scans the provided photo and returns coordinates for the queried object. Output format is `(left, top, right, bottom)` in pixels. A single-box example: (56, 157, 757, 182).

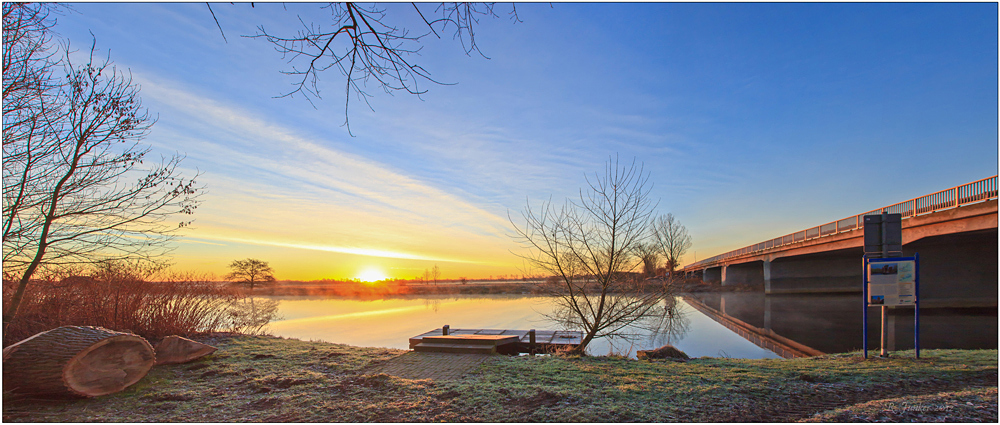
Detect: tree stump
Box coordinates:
(2, 326, 155, 397)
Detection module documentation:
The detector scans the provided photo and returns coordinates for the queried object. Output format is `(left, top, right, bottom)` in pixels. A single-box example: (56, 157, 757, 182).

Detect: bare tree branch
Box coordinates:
(206, 3, 227, 43)
(510, 156, 677, 353)
(247, 2, 518, 135)
(3, 3, 202, 333)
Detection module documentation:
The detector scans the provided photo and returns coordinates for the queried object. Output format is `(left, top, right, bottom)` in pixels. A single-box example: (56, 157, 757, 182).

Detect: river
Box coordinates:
(262, 294, 781, 359)
(260, 292, 996, 358)
(685, 292, 998, 354)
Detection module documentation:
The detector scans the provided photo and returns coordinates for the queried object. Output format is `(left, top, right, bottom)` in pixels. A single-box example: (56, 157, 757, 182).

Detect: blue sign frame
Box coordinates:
(863, 254, 920, 359)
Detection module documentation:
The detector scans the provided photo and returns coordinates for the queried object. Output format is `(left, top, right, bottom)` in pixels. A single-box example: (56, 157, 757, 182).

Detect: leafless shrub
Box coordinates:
(2, 262, 279, 346)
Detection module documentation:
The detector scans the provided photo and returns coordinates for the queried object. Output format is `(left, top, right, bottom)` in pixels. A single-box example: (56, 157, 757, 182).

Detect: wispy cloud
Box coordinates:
(131, 73, 525, 270)
(177, 238, 228, 247)
(139, 75, 512, 233)
(190, 233, 479, 264)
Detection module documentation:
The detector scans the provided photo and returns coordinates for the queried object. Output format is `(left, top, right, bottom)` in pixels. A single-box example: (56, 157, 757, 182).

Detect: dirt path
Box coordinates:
(752, 373, 999, 422)
(368, 352, 493, 381)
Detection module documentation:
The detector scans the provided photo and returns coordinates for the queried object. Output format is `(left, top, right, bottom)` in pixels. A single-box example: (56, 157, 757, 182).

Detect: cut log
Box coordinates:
(2, 326, 155, 397)
(154, 335, 217, 365)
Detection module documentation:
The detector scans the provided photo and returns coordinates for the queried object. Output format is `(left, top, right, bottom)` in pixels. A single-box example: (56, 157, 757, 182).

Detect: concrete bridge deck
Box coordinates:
(681, 176, 997, 306)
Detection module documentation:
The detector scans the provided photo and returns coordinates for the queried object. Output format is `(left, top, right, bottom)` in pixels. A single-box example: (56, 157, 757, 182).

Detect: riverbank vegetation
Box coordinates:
(4, 334, 995, 422)
(1, 262, 278, 346)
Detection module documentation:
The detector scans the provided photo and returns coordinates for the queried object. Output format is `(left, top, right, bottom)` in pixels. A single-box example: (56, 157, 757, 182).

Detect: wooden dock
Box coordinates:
(409, 326, 583, 355)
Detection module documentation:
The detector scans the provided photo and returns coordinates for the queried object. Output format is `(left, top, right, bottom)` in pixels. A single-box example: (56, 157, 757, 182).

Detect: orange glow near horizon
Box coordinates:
(169, 233, 527, 282)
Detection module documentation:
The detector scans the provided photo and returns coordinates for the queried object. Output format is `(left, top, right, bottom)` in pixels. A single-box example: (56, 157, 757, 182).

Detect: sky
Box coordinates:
(51, 3, 998, 281)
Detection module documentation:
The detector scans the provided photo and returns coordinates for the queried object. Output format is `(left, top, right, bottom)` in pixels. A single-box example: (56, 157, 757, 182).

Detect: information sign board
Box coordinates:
(867, 259, 916, 307)
(863, 254, 920, 359)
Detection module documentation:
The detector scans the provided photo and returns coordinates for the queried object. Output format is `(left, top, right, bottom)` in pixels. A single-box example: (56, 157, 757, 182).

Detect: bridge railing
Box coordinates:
(683, 175, 998, 271)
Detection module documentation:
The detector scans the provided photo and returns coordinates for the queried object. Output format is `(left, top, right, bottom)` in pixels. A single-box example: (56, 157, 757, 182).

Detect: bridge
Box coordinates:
(681, 176, 997, 308)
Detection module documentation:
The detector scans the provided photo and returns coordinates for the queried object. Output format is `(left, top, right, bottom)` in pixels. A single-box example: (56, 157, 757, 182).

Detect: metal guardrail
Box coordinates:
(683, 175, 998, 271)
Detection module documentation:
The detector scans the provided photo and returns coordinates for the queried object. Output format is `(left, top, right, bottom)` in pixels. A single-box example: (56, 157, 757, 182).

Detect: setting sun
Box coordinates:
(357, 268, 389, 282)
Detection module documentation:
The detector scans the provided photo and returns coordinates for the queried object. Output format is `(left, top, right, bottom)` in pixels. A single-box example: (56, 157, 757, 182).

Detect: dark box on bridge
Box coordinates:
(863, 214, 902, 257)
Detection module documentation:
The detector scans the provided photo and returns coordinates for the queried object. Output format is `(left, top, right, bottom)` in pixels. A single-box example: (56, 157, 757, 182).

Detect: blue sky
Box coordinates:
(53, 3, 998, 280)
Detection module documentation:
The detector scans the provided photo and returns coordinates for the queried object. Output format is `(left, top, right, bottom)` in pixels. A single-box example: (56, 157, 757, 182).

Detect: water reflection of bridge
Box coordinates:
(684, 292, 998, 356)
(682, 296, 822, 358)
(681, 176, 997, 308)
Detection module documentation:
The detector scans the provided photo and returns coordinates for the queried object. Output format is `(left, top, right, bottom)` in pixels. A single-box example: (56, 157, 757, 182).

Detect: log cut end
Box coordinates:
(154, 335, 217, 365)
(63, 335, 156, 397)
(3, 326, 155, 398)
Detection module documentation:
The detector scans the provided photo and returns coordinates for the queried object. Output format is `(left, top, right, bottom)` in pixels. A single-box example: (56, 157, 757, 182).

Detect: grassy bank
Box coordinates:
(3, 335, 996, 422)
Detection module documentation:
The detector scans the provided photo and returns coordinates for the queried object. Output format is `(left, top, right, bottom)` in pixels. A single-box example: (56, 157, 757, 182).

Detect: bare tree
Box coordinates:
(651, 213, 692, 274)
(226, 258, 276, 290)
(632, 242, 660, 278)
(511, 156, 674, 353)
(245, 2, 519, 133)
(3, 3, 201, 333)
(431, 264, 440, 284)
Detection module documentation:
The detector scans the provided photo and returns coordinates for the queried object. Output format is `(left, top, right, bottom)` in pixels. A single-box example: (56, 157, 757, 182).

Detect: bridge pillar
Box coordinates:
(763, 260, 772, 294)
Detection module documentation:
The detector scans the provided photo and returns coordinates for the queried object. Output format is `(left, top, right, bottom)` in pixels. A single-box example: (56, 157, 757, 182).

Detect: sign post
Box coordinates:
(864, 256, 920, 358)
(862, 254, 869, 358)
(862, 213, 919, 359)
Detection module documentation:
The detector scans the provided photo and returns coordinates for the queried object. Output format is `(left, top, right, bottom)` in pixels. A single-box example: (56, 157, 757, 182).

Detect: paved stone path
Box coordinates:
(369, 351, 492, 381)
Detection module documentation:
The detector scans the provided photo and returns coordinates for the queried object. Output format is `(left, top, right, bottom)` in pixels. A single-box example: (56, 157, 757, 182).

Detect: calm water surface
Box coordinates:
(686, 292, 998, 353)
(262, 294, 781, 359)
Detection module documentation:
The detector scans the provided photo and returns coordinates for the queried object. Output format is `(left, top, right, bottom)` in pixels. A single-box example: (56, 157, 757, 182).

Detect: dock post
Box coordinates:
(443, 325, 449, 336)
(529, 329, 536, 355)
